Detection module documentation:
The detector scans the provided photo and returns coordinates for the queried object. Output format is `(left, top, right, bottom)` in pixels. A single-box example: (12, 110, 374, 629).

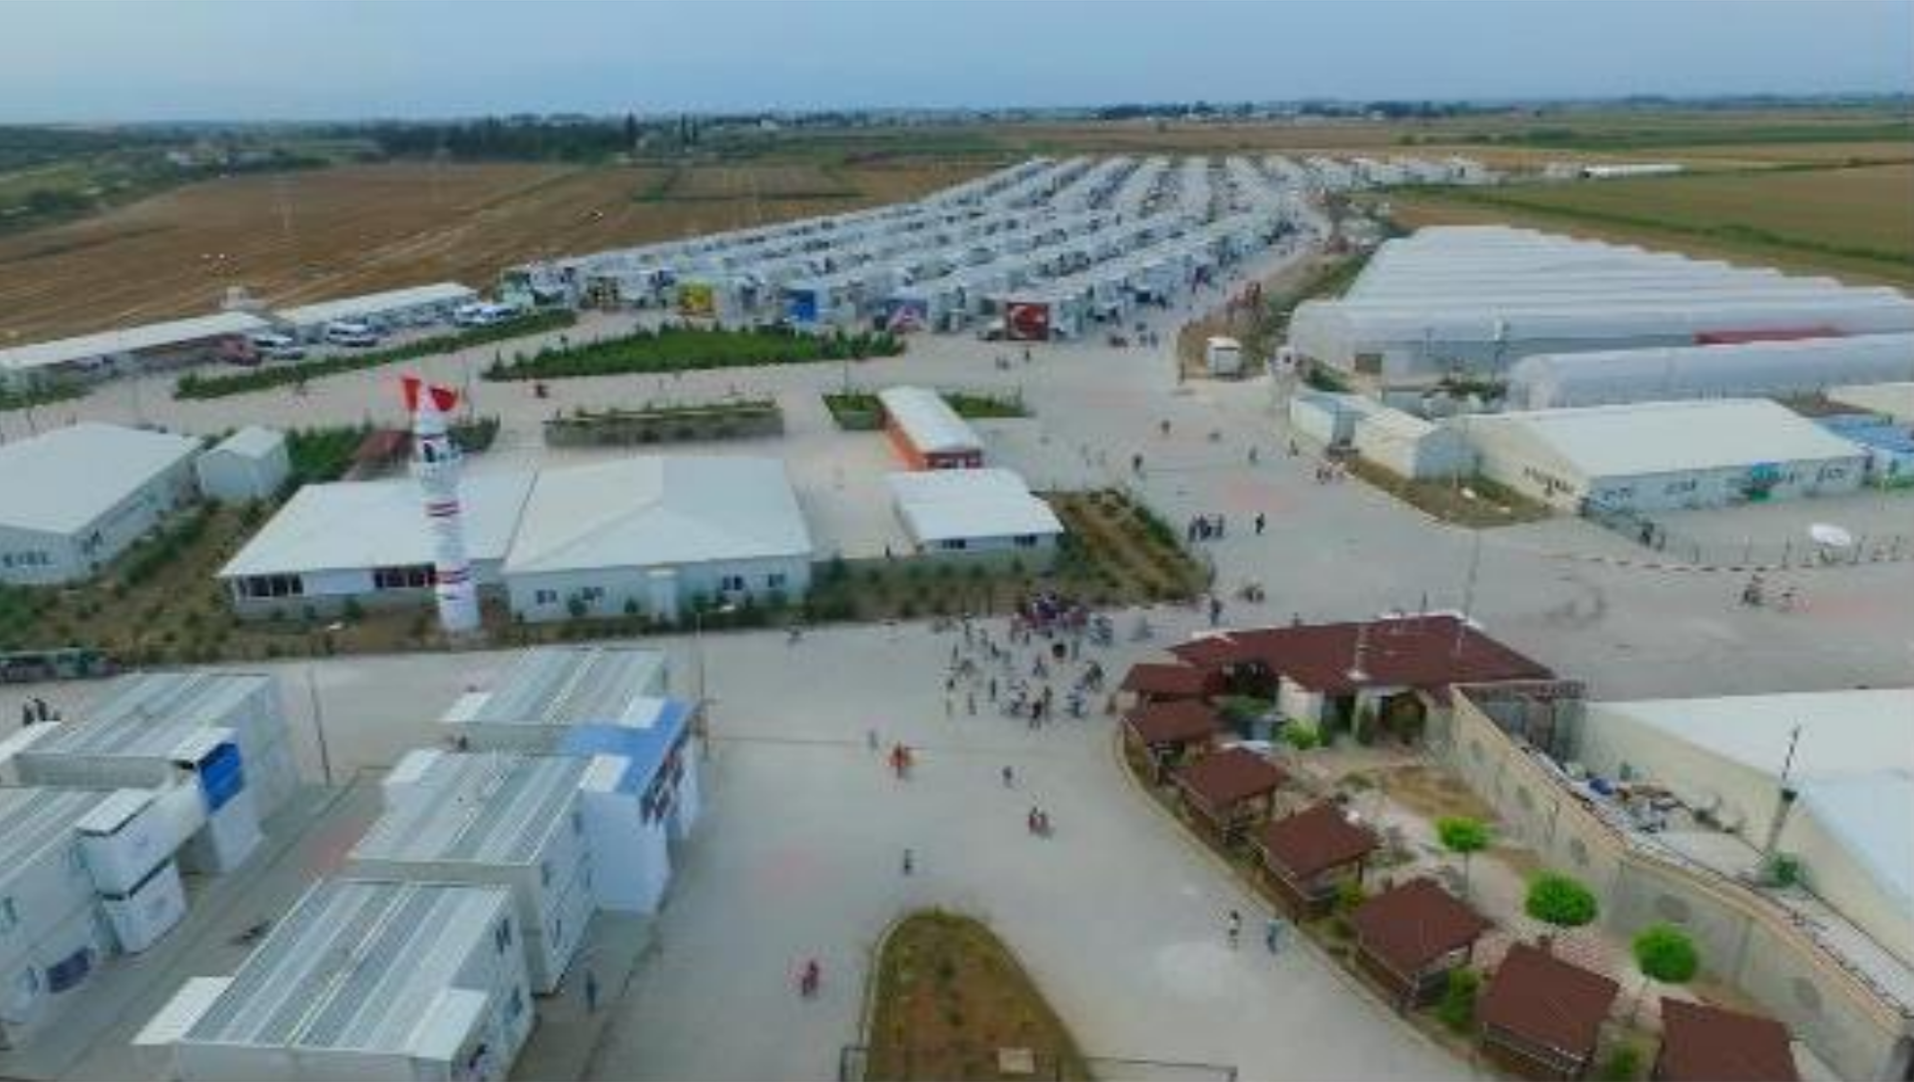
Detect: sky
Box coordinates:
(0, 1, 1908, 123)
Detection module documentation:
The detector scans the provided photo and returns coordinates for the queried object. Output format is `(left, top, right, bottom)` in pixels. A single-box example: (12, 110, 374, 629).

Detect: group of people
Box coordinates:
(1739, 573, 1798, 612)
(17, 695, 56, 727)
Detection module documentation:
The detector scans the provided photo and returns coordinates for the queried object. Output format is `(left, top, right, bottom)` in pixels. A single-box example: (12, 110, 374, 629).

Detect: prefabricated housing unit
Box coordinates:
(347, 752, 601, 993)
(0, 423, 202, 586)
(1460, 399, 1868, 513)
(3, 671, 297, 875)
(1287, 390, 1382, 448)
(0, 311, 273, 392)
(0, 787, 188, 1049)
(273, 282, 479, 341)
(139, 879, 533, 1082)
(439, 646, 671, 753)
(1351, 408, 1475, 480)
(885, 468, 1064, 558)
(195, 426, 291, 503)
(877, 386, 985, 470)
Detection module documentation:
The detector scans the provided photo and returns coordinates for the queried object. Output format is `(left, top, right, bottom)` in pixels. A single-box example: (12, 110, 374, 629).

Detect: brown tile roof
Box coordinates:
(1125, 700, 1223, 747)
(1349, 877, 1491, 975)
(1656, 999, 1798, 1082)
(1169, 616, 1553, 697)
(1257, 802, 1381, 879)
(1479, 942, 1619, 1060)
(1173, 747, 1287, 812)
(1119, 662, 1211, 699)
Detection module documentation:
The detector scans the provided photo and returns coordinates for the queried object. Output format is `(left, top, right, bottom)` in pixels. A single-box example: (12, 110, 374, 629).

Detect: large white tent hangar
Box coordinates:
(1289, 226, 1914, 381)
(1505, 333, 1914, 410)
(0, 423, 202, 586)
(1460, 399, 1867, 513)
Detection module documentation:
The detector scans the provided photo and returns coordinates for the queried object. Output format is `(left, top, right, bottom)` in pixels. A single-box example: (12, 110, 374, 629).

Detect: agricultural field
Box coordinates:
(0, 158, 986, 342)
(1384, 162, 1914, 287)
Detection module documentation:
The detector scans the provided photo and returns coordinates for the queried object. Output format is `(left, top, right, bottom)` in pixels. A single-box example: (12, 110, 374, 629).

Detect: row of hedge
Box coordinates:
(172, 309, 578, 400)
(482, 324, 904, 381)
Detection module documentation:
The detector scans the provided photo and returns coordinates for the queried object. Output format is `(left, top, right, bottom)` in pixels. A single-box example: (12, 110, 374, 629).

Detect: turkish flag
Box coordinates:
(401, 375, 459, 414)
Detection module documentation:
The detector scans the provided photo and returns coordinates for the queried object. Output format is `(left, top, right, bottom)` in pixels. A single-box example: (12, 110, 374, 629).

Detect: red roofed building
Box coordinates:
(1170, 615, 1552, 743)
(1349, 877, 1492, 1010)
(1118, 662, 1217, 703)
(1172, 747, 1288, 842)
(1124, 700, 1223, 781)
(1256, 801, 1381, 917)
(1478, 942, 1620, 1080)
(1652, 1000, 1798, 1082)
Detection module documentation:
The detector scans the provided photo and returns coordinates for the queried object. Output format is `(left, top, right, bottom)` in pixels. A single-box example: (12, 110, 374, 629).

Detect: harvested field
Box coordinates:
(0, 159, 982, 342)
(1387, 163, 1914, 287)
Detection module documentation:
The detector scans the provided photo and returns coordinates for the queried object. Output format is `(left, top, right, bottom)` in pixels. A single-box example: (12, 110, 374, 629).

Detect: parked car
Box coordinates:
(977, 318, 1007, 342)
(323, 321, 380, 348)
(248, 331, 306, 361)
(453, 301, 522, 328)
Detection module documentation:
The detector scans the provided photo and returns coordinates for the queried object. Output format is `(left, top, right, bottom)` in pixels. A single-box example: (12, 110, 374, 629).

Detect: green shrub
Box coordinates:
(1435, 968, 1480, 1033)
(1597, 1044, 1643, 1082)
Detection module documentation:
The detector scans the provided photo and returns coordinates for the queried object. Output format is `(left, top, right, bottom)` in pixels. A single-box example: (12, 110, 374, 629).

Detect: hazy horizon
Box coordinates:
(1, 0, 1910, 124)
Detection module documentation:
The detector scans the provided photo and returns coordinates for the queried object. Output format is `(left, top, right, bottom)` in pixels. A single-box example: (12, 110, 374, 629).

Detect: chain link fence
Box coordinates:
(1581, 502, 1913, 569)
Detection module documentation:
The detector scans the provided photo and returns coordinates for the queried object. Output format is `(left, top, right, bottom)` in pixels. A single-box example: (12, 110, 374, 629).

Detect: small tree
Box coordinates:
(1630, 924, 1699, 1023)
(1525, 873, 1599, 945)
(1435, 967, 1481, 1033)
(1436, 816, 1491, 900)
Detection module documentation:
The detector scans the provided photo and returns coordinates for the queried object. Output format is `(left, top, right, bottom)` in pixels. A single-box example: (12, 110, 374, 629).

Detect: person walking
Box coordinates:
(901, 848, 915, 876)
(1226, 909, 1243, 949)
(584, 969, 601, 1014)
(1254, 512, 1267, 536)
(1208, 595, 1224, 627)
(1264, 916, 1287, 955)
(1001, 765, 1015, 788)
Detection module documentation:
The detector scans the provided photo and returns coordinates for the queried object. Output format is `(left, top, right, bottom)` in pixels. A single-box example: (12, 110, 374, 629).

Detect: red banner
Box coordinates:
(401, 375, 459, 414)
(1006, 302, 1050, 342)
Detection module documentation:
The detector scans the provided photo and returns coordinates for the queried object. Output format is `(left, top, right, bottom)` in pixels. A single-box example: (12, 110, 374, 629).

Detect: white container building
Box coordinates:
(0, 787, 187, 1049)
(0, 311, 273, 392)
(439, 646, 670, 753)
(1460, 398, 1868, 513)
(272, 282, 478, 341)
(1504, 333, 1914, 410)
(0, 423, 202, 586)
(195, 426, 291, 503)
(2, 671, 297, 875)
(348, 752, 600, 992)
(138, 878, 532, 1082)
(885, 469, 1064, 559)
(1351, 408, 1475, 480)
(1287, 390, 1383, 447)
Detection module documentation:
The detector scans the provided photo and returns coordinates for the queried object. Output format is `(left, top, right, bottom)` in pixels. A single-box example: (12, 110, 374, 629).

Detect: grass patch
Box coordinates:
(867, 910, 1089, 1082)
(484, 324, 902, 381)
(0, 381, 90, 412)
(1344, 459, 1551, 528)
(172, 310, 578, 400)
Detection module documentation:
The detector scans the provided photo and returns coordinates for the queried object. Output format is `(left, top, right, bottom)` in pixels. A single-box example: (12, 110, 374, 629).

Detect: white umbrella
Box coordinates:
(1809, 523, 1855, 549)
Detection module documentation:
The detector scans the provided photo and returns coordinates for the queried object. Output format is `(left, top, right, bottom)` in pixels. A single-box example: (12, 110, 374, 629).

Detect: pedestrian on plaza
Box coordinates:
(1132, 452, 1144, 476)
(1264, 916, 1287, 955)
(1226, 910, 1242, 949)
(1254, 512, 1267, 536)
(867, 729, 879, 752)
(966, 691, 977, 715)
(1247, 446, 1260, 465)
(585, 969, 601, 1014)
(1159, 419, 1172, 438)
(1215, 514, 1227, 538)
(799, 958, 822, 998)
(1208, 595, 1224, 627)
(901, 848, 915, 876)
(1002, 765, 1016, 788)
(988, 676, 998, 701)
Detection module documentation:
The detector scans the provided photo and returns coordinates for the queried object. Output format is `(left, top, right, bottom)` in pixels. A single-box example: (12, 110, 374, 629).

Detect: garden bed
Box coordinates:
(484, 324, 902, 381)
(1344, 459, 1551, 529)
(544, 398, 782, 445)
(172, 310, 577, 399)
(865, 910, 1089, 1082)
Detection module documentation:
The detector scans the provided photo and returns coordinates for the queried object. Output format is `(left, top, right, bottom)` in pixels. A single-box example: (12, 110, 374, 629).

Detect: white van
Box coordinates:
(323, 321, 380, 348)
(247, 331, 306, 360)
(454, 302, 521, 328)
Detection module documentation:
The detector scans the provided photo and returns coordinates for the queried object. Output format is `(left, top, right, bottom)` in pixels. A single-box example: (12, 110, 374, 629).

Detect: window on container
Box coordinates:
(580, 586, 606, 602)
(719, 574, 745, 592)
(939, 538, 968, 550)
(373, 565, 433, 590)
(534, 589, 558, 605)
(1014, 535, 1038, 547)
(766, 572, 787, 589)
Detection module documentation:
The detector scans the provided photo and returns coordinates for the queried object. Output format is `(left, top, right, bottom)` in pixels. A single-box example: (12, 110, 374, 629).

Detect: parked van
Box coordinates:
(323, 322, 380, 348)
(247, 331, 306, 361)
(454, 302, 521, 328)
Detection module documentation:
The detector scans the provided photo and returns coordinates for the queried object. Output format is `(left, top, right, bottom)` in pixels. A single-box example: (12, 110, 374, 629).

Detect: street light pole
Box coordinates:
(692, 602, 737, 743)
(305, 664, 335, 787)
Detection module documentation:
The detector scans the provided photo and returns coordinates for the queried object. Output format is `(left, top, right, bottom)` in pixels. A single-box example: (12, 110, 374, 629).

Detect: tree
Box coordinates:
(1630, 924, 1699, 1023)
(1435, 968, 1481, 1033)
(623, 112, 639, 151)
(1525, 873, 1599, 945)
(1436, 817, 1491, 899)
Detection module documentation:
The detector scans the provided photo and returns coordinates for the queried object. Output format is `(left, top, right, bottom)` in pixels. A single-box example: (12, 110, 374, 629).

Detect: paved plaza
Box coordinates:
(5, 248, 1914, 1078)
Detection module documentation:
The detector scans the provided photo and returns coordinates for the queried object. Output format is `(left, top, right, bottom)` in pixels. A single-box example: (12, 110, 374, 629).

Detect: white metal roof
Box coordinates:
(219, 471, 537, 579)
(1354, 406, 1439, 441)
(1464, 399, 1864, 479)
(177, 878, 512, 1053)
(1507, 334, 1914, 410)
(0, 787, 110, 892)
(503, 456, 812, 574)
(886, 468, 1064, 544)
(0, 311, 271, 373)
(453, 646, 669, 730)
(273, 282, 476, 327)
(352, 751, 588, 866)
(0, 422, 201, 535)
(1829, 381, 1914, 423)
(876, 386, 982, 455)
(211, 425, 286, 460)
(27, 671, 272, 761)
(1799, 771, 1913, 912)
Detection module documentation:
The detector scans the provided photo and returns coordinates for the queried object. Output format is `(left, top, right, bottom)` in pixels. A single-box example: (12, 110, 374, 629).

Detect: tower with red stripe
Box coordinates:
(404, 376, 480, 635)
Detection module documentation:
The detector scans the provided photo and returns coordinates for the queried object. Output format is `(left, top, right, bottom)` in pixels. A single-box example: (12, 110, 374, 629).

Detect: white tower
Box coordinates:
(405, 377, 480, 635)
